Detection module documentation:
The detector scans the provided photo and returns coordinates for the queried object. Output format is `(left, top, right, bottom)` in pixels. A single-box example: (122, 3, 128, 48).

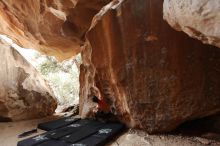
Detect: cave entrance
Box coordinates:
(0, 35, 81, 114)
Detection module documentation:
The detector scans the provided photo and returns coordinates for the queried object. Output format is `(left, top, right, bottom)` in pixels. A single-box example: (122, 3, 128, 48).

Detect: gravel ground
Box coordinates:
(109, 129, 220, 146)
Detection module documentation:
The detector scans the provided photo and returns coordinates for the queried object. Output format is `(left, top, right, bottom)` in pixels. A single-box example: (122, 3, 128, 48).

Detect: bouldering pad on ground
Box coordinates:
(47, 119, 93, 139)
(18, 118, 125, 146)
(17, 132, 50, 146)
(69, 123, 125, 146)
(38, 117, 80, 131)
(35, 140, 71, 146)
(62, 120, 105, 143)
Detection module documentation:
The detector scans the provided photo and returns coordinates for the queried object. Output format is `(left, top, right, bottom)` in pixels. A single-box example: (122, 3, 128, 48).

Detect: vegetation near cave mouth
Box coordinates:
(34, 52, 81, 113)
(0, 35, 81, 113)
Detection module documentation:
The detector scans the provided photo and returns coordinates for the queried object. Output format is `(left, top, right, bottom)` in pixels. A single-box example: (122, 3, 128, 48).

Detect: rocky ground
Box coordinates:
(1, 116, 220, 146)
(109, 129, 220, 146)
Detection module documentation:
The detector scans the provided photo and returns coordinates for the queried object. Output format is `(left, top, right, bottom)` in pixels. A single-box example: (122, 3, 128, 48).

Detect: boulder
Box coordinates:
(80, 0, 220, 133)
(163, 0, 220, 48)
(0, 0, 220, 133)
(0, 40, 57, 121)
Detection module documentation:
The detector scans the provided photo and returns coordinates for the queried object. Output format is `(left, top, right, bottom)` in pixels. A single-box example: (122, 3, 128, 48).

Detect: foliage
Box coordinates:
(0, 35, 80, 109)
(34, 53, 81, 107)
(39, 59, 60, 75)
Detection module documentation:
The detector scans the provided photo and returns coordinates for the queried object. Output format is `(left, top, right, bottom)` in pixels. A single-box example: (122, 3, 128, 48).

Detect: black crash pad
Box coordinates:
(18, 119, 125, 146)
(38, 117, 80, 131)
(35, 140, 72, 146)
(17, 133, 50, 146)
(62, 120, 105, 143)
(46, 119, 93, 139)
(36, 123, 124, 146)
(72, 123, 124, 146)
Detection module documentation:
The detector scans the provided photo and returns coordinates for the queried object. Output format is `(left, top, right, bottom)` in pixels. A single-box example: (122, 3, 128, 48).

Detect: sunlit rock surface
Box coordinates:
(0, 0, 220, 133)
(163, 0, 220, 48)
(0, 40, 57, 121)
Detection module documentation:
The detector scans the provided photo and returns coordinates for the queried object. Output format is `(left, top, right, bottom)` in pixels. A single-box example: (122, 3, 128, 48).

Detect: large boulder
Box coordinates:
(0, 40, 57, 121)
(0, 0, 220, 133)
(80, 0, 220, 133)
(163, 0, 220, 48)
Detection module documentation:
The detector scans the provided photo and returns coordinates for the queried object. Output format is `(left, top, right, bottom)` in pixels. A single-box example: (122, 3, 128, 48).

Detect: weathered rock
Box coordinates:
(0, 0, 220, 133)
(109, 129, 220, 146)
(0, 0, 110, 61)
(80, 0, 220, 133)
(0, 40, 57, 121)
(163, 0, 220, 48)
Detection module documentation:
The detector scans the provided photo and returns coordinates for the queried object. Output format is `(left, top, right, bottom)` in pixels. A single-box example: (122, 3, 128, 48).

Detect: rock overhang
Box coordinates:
(0, 0, 220, 133)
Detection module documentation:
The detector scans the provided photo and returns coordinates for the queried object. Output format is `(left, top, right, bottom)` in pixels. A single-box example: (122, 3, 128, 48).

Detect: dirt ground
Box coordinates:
(0, 116, 57, 146)
(1, 117, 220, 146)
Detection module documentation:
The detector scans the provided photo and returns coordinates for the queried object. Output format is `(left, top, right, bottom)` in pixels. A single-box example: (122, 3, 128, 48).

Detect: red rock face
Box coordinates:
(80, 0, 220, 133)
(0, 0, 220, 133)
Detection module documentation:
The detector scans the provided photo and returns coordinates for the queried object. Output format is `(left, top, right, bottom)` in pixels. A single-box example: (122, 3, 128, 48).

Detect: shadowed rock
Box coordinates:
(0, 0, 220, 133)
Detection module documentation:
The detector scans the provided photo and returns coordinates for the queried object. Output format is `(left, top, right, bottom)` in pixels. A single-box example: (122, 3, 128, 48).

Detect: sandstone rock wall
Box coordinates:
(0, 0, 220, 133)
(0, 40, 57, 121)
(80, 0, 220, 133)
(0, 0, 110, 61)
(163, 0, 220, 48)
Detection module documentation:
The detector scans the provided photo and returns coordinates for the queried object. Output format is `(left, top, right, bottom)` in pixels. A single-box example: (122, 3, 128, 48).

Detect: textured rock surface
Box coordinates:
(80, 0, 220, 133)
(0, 0, 110, 60)
(0, 40, 57, 121)
(109, 129, 220, 146)
(0, 0, 220, 133)
(163, 0, 220, 48)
